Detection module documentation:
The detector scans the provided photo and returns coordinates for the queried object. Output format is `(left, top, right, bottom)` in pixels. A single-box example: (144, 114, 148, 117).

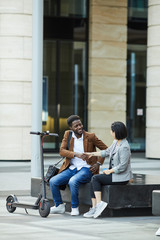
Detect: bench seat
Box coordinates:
(31, 173, 160, 216)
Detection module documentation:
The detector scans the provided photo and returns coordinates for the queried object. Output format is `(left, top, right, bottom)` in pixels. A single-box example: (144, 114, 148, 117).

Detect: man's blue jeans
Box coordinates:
(49, 167, 93, 208)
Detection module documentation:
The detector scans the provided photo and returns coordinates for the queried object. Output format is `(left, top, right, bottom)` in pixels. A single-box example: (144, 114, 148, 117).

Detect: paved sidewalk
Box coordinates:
(0, 153, 160, 239)
(1, 195, 160, 240)
(1, 153, 160, 196)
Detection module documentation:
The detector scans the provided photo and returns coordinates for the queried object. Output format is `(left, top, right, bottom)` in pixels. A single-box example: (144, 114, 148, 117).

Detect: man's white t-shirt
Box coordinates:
(69, 132, 91, 170)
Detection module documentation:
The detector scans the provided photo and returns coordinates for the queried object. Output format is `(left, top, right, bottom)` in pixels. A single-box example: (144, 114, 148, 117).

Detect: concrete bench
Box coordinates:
(31, 173, 160, 217)
(152, 190, 160, 216)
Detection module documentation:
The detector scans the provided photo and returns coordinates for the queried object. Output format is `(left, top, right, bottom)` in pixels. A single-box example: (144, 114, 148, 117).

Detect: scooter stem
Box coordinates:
(40, 135, 46, 199)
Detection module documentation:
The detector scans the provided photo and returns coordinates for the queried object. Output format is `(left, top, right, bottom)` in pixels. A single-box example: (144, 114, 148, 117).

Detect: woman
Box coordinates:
(83, 121, 133, 218)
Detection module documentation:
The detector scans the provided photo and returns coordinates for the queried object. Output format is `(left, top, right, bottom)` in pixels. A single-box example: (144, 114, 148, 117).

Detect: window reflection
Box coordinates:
(127, 0, 148, 151)
(43, 0, 88, 152)
(61, 0, 86, 17)
(44, 0, 87, 18)
(44, 0, 57, 16)
(128, 0, 148, 19)
(43, 41, 87, 151)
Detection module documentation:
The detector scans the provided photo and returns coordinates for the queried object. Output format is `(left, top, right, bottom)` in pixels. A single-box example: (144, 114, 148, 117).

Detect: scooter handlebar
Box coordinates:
(30, 131, 41, 135)
(30, 131, 59, 137)
(49, 133, 59, 137)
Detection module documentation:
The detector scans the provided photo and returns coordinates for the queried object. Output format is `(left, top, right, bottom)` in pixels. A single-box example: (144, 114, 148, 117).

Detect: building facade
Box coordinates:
(0, 0, 159, 165)
(0, 0, 32, 160)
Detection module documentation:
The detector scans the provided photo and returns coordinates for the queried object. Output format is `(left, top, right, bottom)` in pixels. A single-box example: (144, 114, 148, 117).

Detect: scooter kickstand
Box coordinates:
(25, 208, 29, 214)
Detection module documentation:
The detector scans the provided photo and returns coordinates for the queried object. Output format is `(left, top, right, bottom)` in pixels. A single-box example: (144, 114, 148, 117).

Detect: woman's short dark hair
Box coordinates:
(67, 115, 80, 127)
(111, 121, 128, 140)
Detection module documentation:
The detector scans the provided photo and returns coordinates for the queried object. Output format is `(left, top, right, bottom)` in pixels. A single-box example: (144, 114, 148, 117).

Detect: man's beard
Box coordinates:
(74, 128, 83, 136)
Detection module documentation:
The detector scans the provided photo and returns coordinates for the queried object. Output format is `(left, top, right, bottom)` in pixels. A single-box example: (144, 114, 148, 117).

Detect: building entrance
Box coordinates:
(127, 0, 148, 151)
(43, 0, 88, 151)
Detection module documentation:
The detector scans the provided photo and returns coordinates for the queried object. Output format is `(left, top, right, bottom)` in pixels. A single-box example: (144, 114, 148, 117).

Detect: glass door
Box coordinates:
(43, 0, 88, 152)
(127, 0, 148, 151)
(127, 45, 146, 151)
(43, 40, 88, 151)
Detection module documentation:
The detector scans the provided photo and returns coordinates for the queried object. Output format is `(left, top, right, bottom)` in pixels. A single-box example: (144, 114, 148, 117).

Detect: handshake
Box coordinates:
(75, 152, 93, 160)
(74, 152, 101, 174)
(75, 151, 100, 160)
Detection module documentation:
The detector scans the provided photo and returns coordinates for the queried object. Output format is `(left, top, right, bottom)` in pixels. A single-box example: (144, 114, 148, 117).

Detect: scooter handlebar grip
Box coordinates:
(49, 133, 59, 137)
(30, 131, 41, 135)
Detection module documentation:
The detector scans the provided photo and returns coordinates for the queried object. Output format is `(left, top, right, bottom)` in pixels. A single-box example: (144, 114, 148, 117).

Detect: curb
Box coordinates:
(0, 190, 31, 197)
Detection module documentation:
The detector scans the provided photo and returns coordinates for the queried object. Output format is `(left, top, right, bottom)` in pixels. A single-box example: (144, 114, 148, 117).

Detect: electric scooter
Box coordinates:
(6, 131, 58, 218)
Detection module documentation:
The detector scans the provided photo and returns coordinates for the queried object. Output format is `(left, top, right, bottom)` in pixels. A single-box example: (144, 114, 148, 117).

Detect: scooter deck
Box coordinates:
(9, 202, 39, 210)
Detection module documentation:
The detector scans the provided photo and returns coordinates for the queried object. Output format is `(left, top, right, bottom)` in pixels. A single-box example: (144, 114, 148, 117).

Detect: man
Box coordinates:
(49, 115, 107, 216)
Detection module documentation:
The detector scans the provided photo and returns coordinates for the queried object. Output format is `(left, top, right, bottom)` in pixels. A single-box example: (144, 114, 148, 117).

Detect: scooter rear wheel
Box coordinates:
(6, 195, 17, 213)
(39, 199, 50, 218)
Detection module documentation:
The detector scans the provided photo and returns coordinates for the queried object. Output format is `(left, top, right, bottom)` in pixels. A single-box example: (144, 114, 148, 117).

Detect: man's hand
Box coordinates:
(75, 153, 89, 161)
(82, 152, 93, 159)
(90, 163, 100, 174)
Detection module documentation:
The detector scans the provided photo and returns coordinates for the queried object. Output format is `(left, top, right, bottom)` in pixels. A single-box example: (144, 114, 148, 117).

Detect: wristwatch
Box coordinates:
(96, 162, 101, 165)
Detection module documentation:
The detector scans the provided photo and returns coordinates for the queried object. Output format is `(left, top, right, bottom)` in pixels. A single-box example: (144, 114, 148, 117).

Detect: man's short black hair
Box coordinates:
(111, 121, 128, 140)
(67, 115, 80, 127)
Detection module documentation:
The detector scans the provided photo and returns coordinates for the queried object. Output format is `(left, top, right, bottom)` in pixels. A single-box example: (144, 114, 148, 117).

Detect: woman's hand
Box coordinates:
(103, 169, 114, 175)
(74, 153, 90, 160)
(84, 151, 101, 158)
(83, 152, 93, 159)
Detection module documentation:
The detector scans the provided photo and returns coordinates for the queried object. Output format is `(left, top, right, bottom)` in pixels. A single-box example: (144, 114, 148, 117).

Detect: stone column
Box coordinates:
(0, 0, 32, 160)
(31, 0, 43, 177)
(146, 0, 160, 158)
(88, 0, 128, 145)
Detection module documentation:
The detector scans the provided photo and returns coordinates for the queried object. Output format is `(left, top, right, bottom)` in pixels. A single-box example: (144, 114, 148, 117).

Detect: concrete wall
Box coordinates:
(146, 0, 160, 158)
(88, 0, 127, 145)
(0, 0, 32, 160)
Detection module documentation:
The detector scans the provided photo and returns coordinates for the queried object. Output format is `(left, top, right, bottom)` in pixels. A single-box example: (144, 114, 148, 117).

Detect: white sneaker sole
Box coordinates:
(71, 211, 79, 216)
(50, 209, 65, 214)
(94, 202, 108, 219)
(156, 228, 160, 236)
(83, 214, 94, 218)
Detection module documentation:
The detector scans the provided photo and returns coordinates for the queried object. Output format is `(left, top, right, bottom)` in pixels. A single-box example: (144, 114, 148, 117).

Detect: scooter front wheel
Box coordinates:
(6, 195, 17, 213)
(39, 199, 50, 218)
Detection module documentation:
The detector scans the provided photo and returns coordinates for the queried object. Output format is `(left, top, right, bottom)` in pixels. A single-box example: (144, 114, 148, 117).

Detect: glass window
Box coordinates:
(44, 0, 87, 18)
(43, 0, 88, 152)
(127, 45, 146, 151)
(128, 0, 147, 19)
(44, 0, 57, 16)
(43, 40, 87, 151)
(127, 0, 148, 151)
(60, 0, 86, 17)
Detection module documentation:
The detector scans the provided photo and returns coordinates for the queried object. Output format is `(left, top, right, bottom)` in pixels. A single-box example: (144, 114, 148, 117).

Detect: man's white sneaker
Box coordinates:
(71, 207, 79, 216)
(83, 207, 96, 218)
(156, 228, 160, 236)
(94, 201, 108, 218)
(50, 203, 65, 214)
